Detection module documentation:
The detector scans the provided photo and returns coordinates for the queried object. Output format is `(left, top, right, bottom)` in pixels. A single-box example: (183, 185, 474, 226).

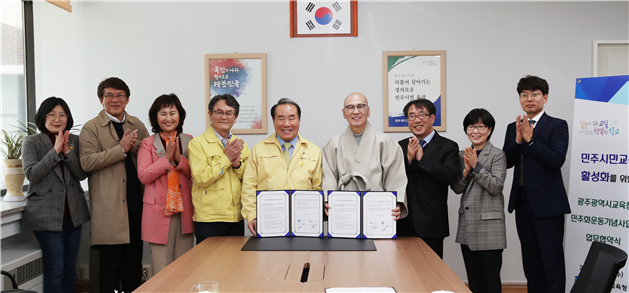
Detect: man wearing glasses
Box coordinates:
(322, 92, 407, 220)
(241, 98, 323, 235)
(503, 75, 570, 293)
(397, 98, 459, 259)
(189, 94, 250, 243)
(80, 77, 150, 293)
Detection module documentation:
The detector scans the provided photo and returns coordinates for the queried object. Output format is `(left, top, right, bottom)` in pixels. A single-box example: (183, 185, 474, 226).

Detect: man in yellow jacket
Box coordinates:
(241, 98, 323, 235)
(189, 94, 250, 244)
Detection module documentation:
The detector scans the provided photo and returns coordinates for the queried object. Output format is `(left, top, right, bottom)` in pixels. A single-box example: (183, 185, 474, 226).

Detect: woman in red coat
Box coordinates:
(138, 94, 194, 275)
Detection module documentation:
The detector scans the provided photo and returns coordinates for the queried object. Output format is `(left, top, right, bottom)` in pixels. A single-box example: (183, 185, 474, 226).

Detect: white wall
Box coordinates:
(33, 1, 629, 284)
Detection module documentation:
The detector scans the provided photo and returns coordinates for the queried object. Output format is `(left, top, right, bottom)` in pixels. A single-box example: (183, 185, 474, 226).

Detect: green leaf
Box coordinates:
(2, 120, 30, 160)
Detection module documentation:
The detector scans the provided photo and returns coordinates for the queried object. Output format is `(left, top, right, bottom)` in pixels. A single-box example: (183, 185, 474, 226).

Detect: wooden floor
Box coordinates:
(74, 281, 527, 293)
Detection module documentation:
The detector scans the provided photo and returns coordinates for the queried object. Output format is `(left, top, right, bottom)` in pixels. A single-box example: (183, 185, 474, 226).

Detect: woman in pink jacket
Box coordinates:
(138, 94, 194, 275)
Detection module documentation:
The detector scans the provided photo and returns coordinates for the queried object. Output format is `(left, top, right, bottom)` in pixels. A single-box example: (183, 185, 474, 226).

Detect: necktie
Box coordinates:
(518, 121, 535, 186)
(283, 142, 292, 166)
(420, 140, 427, 148)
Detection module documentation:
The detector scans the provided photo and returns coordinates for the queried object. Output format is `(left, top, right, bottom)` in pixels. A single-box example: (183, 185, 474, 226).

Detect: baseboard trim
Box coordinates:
(461, 281, 527, 286)
(502, 281, 527, 286)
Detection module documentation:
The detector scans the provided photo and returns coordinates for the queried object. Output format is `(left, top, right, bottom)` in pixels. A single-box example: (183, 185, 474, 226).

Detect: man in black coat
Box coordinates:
(398, 98, 460, 259)
(503, 75, 570, 293)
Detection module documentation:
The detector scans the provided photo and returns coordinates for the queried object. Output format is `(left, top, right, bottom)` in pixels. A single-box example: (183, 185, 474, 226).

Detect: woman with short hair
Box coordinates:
(451, 108, 507, 293)
(137, 94, 194, 275)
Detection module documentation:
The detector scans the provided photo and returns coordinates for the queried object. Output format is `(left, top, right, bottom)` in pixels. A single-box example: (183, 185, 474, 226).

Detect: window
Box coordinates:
(1, 1, 28, 190)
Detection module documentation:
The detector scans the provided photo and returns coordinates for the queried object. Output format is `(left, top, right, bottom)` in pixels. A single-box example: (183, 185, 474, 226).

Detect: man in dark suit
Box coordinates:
(503, 75, 570, 293)
(398, 98, 460, 259)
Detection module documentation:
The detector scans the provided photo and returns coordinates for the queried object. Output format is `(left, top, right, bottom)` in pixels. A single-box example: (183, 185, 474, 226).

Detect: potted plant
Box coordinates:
(1, 122, 37, 201)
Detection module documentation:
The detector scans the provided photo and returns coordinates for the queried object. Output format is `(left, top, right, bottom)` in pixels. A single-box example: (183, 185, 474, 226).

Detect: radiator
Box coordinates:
(1, 239, 44, 292)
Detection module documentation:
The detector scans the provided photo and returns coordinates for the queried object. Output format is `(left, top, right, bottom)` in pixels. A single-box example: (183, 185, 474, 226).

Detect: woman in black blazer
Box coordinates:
(23, 97, 89, 293)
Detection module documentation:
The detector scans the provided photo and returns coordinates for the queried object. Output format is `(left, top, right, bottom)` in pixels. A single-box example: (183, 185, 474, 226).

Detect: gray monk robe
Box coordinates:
(322, 122, 408, 218)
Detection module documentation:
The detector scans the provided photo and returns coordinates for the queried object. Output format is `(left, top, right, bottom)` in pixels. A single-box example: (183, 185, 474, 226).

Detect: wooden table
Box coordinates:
(134, 236, 471, 293)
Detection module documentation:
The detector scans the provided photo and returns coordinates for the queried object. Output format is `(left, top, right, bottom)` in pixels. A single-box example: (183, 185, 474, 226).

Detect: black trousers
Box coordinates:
(97, 211, 143, 293)
(397, 217, 444, 259)
(460, 244, 503, 293)
(194, 220, 245, 245)
(421, 237, 445, 259)
(515, 191, 566, 293)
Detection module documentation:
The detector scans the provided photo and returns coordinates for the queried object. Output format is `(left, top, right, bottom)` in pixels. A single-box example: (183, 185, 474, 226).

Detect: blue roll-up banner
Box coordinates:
(565, 75, 629, 292)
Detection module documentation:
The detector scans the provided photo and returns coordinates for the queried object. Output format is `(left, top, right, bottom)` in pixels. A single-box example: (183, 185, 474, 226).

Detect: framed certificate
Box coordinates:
(256, 190, 290, 237)
(327, 191, 361, 238)
(383, 50, 446, 132)
(362, 191, 396, 239)
(205, 53, 267, 134)
(291, 190, 324, 237)
(290, 1, 357, 37)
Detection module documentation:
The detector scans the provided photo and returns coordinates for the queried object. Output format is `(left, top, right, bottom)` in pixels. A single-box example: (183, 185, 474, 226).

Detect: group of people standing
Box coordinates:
(21, 74, 569, 293)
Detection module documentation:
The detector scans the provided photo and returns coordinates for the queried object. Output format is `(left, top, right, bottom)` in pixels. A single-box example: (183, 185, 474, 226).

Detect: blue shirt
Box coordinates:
(212, 127, 232, 147)
(276, 134, 299, 160)
(422, 129, 436, 146)
(212, 127, 234, 175)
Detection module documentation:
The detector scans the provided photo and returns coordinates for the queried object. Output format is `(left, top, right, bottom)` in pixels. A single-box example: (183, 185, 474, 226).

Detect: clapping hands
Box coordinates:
(515, 114, 534, 144)
(407, 136, 424, 162)
(165, 134, 181, 164)
(120, 129, 138, 153)
(54, 130, 71, 155)
(462, 146, 477, 178)
(224, 138, 245, 167)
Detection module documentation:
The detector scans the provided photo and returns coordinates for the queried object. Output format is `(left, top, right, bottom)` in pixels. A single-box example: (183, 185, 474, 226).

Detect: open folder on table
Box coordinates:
(327, 191, 397, 239)
(256, 190, 324, 237)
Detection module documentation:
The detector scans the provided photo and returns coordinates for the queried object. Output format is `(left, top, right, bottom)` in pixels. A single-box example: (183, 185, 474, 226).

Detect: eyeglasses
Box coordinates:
(104, 94, 127, 100)
(213, 110, 235, 118)
(344, 103, 367, 112)
(407, 113, 430, 121)
(519, 91, 542, 99)
(46, 113, 68, 121)
(467, 125, 488, 131)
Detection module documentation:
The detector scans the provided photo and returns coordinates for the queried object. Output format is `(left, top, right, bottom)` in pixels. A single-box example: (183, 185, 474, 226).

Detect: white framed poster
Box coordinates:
(383, 50, 446, 132)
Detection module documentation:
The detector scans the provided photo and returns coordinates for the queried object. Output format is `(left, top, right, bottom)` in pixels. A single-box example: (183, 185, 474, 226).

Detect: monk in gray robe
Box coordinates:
(322, 92, 407, 219)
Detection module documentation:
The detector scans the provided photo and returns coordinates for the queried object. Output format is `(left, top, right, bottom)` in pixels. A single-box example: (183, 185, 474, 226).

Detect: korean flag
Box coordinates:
(296, 1, 352, 35)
